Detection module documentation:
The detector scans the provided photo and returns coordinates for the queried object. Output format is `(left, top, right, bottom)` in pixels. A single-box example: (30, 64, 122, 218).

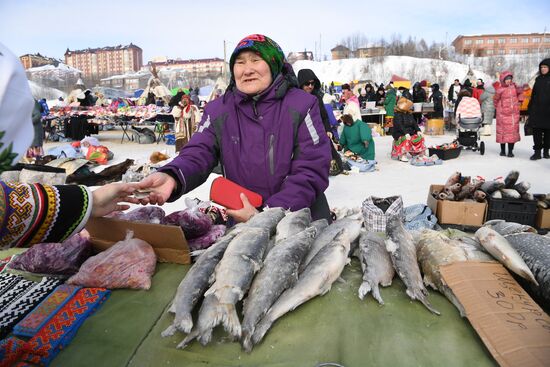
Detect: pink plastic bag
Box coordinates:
(67, 231, 156, 290)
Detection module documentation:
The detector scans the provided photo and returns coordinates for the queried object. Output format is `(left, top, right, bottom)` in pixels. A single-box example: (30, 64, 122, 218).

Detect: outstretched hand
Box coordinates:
(136, 172, 177, 205)
(226, 193, 259, 223)
(91, 182, 140, 217)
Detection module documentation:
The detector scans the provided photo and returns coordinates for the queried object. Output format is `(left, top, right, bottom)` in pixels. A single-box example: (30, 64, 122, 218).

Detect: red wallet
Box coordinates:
(210, 177, 263, 210)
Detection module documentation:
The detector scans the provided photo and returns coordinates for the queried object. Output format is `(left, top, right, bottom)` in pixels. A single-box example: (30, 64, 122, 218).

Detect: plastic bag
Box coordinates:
(8, 234, 92, 276)
(187, 224, 226, 251)
(86, 145, 110, 165)
(67, 231, 156, 290)
(110, 206, 165, 224)
(162, 198, 212, 239)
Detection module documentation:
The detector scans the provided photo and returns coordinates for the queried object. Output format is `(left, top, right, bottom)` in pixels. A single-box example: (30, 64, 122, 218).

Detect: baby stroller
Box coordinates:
(456, 114, 485, 155)
(455, 96, 485, 155)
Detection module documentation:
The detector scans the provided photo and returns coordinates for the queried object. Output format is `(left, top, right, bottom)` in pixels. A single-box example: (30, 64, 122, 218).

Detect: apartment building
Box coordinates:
(20, 53, 59, 69)
(147, 58, 225, 77)
(452, 33, 550, 56)
(64, 44, 143, 80)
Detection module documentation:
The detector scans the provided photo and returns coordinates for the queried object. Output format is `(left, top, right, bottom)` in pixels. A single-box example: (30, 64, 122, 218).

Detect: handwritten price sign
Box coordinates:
(441, 261, 550, 367)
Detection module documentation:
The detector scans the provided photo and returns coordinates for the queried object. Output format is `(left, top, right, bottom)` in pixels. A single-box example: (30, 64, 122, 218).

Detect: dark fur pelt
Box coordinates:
(67, 159, 134, 186)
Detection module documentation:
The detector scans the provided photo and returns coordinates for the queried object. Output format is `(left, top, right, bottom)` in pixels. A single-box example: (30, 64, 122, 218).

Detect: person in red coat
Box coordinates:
(494, 71, 524, 157)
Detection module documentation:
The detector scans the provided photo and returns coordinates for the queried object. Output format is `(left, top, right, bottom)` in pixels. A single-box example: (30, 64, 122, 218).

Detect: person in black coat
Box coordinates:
(448, 79, 461, 104)
(412, 82, 427, 103)
(398, 87, 412, 100)
(297, 68, 344, 175)
(528, 58, 550, 160)
(375, 86, 386, 106)
(429, 84, 444, 118)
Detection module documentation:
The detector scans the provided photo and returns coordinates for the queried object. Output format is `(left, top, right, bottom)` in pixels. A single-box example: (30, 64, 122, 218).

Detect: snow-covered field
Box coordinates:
(44, 123, 550, 213)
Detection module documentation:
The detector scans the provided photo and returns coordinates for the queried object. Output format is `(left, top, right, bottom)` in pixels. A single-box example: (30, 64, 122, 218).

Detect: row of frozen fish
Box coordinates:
(358, 217, 549, 317)
(162, 203, 550, 353)
(162, 207, 363, 352)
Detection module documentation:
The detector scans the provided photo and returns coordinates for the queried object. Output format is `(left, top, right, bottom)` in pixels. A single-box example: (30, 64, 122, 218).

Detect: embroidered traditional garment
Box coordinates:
(0, 278, 62, 338)
(391, 134, 426, 159)
(14, 284, 81, 337)
(361, 196, 404, 232)
(0, 336, 26, 367)
(22, 287, 110, 366)
(0, 182, 92, 249)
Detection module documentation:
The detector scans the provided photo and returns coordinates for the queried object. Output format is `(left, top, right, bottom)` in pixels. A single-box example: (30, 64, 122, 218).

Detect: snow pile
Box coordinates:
(27, 63, 80, 73)
(28, 80, 66, 100)
(293, 55, 524, 89)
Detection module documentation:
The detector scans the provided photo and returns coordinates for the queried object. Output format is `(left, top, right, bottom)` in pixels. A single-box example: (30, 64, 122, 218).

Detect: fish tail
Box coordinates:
(161, 324, 177, 338)
(407, 289, 441, 315)
(218, 303, 242, 339)
(251, 317, 273, 346)
(371, 284, 385, 305)
(358, 281, 371, 300)
(419, 296, 441, 315)
(177, 314, 194, 334)
(241, 331, 254, 353)
(177, 329, 199, 349)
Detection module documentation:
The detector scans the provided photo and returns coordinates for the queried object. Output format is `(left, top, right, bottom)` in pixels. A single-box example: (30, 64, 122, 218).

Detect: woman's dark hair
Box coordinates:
(341, 114, 354, 125)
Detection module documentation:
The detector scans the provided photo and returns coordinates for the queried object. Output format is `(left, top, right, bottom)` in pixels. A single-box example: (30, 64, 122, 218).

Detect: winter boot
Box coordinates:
(530, 150, 541, 160)
(544, 149, 550, 159)
(507, 151, 514, 158)
(500, 144, 506, 156)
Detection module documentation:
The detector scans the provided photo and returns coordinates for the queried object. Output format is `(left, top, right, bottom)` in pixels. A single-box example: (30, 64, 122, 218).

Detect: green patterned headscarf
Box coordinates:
(229, 34, 285, 79)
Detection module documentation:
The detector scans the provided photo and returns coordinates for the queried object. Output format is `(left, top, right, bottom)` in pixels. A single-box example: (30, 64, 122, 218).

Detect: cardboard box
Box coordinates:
(86, 217, 190, 264)
(536, 208, 550, 229)
(427, 184, 487, 227)
(440, 262, 550, 367)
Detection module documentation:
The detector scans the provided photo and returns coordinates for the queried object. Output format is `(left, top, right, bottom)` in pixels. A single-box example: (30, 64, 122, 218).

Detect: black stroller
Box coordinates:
(456, 114, 485, 155)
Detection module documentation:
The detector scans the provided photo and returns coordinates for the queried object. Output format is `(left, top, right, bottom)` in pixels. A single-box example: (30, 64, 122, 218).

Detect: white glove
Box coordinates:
(405, 134, 411, 140)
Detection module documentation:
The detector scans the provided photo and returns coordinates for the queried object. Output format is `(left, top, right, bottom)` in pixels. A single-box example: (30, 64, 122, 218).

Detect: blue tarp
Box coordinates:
(134, 89, 144, 98)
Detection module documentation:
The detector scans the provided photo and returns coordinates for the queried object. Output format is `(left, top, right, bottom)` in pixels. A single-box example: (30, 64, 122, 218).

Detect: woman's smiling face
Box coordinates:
(233, 50, 273, 95)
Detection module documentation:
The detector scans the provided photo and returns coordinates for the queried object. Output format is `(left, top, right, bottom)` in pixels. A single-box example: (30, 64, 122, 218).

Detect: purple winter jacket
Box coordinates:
(159, 74, 331, 212)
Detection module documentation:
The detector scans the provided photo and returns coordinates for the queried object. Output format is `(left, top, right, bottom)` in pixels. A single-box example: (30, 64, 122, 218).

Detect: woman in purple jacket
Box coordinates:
(138, 35, 332, 223)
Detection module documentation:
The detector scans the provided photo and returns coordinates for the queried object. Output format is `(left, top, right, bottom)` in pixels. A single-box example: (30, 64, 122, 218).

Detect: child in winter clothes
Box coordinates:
(494, 71, 524, 157)
(391, 97, 425, 161)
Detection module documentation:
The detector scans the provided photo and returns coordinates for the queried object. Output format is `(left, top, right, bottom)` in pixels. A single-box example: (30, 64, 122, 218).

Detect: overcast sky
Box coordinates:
(1, 0, 548, 63)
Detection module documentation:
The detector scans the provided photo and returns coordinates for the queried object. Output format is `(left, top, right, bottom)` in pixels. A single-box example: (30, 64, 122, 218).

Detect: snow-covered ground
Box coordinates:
(44, 123, 550, 213)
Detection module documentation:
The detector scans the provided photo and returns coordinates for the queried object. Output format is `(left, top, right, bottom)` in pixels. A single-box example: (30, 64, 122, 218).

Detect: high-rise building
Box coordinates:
(452, 33, 550, 57)
(64, 43, 143, 81)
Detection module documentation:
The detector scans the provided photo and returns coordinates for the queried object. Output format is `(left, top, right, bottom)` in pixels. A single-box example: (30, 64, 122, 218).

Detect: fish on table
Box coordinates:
(251, 230, 351, 348)
(385, 216, 440, 315)
(357, 231, 395, 305)
(475, 227, 538, 286)
(241, 226, 318, 352)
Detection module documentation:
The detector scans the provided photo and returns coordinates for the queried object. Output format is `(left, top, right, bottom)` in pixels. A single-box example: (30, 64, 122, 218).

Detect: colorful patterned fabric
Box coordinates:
(0, 182, 92, 249)
(0, 278, 63, 337)
(0, 273, 22, 296)
(14, 284, 80, 337)
(229, 34, 285, 78)
(0, 278, 34, 310)
(22, 287, 110, 366)
(0, 336, 26, 367)
(391, 134, 426, 159)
